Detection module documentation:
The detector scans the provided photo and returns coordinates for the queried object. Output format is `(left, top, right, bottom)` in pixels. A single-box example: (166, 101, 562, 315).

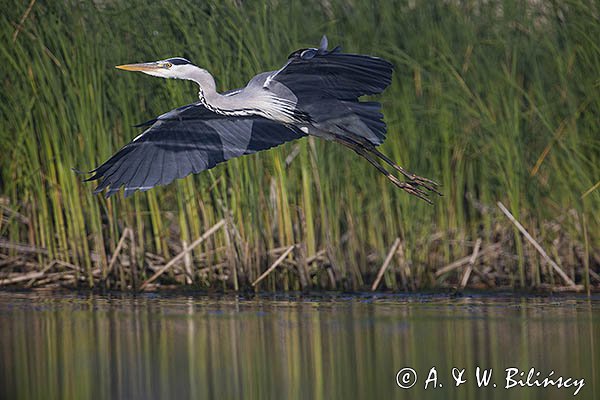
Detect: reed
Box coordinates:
(0, 0, 598, 292)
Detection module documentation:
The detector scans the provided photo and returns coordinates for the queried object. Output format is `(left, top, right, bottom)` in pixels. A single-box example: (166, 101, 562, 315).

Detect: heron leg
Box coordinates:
(330, 126, 441, 196)
(336, 137, 433, 203)
(335, 134, 442, 196)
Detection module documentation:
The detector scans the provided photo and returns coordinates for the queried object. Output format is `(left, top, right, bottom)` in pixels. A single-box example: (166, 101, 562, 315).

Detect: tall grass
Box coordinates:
(0, 0, 598, 291)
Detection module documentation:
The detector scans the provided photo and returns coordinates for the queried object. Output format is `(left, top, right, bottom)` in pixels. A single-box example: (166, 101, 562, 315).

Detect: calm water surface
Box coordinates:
(0, 291, 598, 400)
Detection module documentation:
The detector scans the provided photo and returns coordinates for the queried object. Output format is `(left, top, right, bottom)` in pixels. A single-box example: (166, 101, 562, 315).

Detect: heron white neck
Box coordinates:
(177, 65, 218, 100)
(178, 65, 245, 115)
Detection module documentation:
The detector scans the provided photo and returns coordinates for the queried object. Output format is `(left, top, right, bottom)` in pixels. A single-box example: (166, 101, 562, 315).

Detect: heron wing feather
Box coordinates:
(268, 43, 393, 101)
(87, 104, 305, 197)
(265, 38, 393, 146)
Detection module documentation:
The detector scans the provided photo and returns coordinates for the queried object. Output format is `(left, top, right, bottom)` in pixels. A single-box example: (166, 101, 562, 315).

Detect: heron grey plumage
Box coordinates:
(87, 36, 440, 202)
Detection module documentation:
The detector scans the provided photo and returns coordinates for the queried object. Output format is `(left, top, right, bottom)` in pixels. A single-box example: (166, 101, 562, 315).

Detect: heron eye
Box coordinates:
(164, 62, 173, 68)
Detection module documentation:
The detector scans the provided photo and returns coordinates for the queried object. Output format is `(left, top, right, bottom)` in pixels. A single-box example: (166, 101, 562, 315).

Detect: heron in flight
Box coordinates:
(87, 36, 440, 202)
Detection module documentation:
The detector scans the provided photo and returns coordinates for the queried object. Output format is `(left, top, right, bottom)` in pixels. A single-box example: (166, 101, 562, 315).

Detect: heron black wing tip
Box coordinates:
(93, 183, 104, 195)
(104, 187, 121, 199)
(74, 167, 102, 182)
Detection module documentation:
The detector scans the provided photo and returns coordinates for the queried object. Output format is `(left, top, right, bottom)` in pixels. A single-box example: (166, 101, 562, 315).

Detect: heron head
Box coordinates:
(115, 57, 195, 79)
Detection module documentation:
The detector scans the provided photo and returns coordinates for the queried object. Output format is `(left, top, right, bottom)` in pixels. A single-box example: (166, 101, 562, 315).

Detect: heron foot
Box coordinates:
(401, 171, 442, 197)
(364, 146, 442, 197)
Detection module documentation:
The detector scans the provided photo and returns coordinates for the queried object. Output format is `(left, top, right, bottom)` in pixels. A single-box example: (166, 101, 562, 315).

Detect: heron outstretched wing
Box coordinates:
(88, 103, 305, 197)
(267, 36, 393, 102)
(264, 36, 393, 146)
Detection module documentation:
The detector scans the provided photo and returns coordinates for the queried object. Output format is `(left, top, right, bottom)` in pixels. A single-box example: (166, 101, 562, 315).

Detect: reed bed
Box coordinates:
(0, 0, 598, 292)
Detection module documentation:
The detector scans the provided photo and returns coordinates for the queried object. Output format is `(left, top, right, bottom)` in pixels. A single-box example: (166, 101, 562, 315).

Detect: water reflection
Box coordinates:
(0, 292, 598, 400)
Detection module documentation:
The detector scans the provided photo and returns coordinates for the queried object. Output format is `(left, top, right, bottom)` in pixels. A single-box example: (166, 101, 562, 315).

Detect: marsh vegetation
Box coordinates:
(0, 0, 598, 292)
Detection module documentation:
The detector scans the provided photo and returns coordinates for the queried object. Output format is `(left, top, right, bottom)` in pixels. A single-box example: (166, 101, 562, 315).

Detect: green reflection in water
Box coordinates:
(0, 292, 598, 400)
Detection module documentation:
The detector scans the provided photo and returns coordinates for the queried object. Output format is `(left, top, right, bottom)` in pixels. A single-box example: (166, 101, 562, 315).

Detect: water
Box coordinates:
(0, 291, 598, 400)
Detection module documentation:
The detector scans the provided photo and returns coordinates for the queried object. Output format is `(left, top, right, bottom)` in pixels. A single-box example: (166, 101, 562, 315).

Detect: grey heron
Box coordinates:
(87, 36, 440, 202)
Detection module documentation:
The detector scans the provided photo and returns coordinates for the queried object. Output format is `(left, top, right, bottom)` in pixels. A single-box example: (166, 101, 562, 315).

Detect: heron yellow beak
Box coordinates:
(115, 62, 163, 71)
